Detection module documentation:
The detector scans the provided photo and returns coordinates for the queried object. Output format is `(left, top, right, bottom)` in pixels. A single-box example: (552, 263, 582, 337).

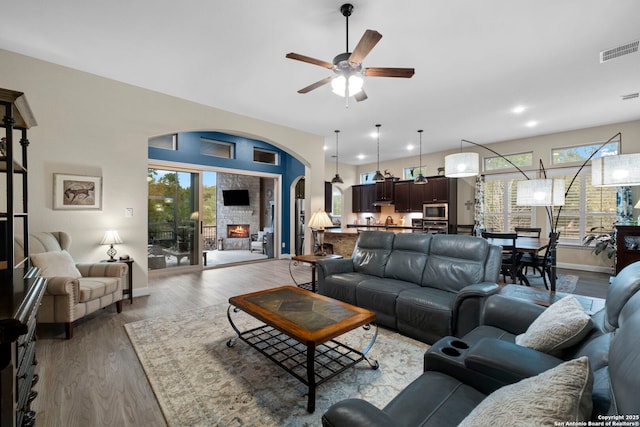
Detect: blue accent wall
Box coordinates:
(149, 131, 305, 254)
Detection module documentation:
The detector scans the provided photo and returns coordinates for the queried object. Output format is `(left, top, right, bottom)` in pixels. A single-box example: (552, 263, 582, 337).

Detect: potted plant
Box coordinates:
(582, 226, 617, 259)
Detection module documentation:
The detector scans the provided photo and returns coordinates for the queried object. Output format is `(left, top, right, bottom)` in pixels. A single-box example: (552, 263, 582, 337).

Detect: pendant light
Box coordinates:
(331, 129, 344, 184)
(373, 124, 385, 182)
(414, 129, 428, 184)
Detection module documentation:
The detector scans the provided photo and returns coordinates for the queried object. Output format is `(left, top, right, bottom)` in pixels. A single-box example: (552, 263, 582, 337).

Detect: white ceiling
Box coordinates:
(1, 0, 639, 166)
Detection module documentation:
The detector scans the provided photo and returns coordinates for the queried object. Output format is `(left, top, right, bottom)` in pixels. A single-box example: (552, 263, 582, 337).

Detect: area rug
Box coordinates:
(124, 304, 429, 427)
(521, 273, 578, 293)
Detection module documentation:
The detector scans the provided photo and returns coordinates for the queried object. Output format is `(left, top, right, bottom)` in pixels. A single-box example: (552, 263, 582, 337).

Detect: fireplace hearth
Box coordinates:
(227, 224, 250, 239)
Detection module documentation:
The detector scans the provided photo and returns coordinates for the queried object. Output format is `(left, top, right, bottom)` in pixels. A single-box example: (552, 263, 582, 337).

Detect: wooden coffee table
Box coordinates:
(226, 286, 378, 413)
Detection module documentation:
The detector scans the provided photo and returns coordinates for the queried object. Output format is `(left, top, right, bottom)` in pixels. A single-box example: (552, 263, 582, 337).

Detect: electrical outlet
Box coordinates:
(125, 208, 134, 217)
(281, 242, 285, 248)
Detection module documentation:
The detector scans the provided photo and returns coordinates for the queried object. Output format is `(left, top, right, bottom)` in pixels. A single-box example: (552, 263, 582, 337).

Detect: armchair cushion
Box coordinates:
(30, 250, 82, 278)
(515, 296, 593, 355)
(459, 356, 593, 426)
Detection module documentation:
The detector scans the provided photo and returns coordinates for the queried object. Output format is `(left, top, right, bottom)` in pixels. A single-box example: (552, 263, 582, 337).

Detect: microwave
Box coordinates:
(423, 203, 448, 221)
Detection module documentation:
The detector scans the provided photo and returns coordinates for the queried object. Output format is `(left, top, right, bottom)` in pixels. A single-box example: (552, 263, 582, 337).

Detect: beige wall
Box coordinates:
(1, 48, 325, 295)
(330, 120, 640, 273)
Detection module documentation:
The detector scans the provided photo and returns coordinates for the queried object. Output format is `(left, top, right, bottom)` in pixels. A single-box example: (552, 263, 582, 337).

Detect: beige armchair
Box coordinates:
(17, 231, 126, 339)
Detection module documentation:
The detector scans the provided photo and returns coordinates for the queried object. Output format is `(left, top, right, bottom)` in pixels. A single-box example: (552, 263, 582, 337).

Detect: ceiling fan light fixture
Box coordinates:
(331, 74, 364, 97)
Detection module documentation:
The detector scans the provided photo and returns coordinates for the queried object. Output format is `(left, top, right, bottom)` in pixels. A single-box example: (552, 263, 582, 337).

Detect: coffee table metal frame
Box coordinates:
(226, 286, 378, 413)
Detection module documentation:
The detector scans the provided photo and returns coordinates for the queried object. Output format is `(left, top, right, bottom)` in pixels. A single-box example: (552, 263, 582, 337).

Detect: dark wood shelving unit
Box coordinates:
(1, 88, 46, 427)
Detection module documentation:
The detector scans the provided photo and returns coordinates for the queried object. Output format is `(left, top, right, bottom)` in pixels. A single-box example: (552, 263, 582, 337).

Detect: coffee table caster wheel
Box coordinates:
(226, 339, 236, 347)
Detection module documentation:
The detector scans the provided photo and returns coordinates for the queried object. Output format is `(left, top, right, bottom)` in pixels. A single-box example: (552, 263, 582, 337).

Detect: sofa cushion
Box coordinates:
(458, 356, 593, 426)
(384, 370, 486, 426)
(384, 233, 431, 284)
(515, 296, 593, 355)
(30, 250, 82, 278)
(396, 287, 457, 344)
(356, 278, 418, 328)
(319, 272, 371, 305)
(352, 231, 395, 278)
(422, 235, 490, 292)
(78, 277, 120, 302)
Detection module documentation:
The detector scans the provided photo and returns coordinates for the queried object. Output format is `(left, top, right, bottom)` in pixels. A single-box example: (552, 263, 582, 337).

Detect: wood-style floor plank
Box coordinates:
(31, 260, 609, 426)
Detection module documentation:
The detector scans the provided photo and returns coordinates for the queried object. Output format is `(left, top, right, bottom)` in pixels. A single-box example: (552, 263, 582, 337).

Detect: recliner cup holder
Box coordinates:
(450, 340, 469, 350)
(442, 347, 461, 357)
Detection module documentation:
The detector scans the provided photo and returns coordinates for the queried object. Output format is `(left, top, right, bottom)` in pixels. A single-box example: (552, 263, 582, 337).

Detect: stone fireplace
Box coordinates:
(227, 224, 250, 239)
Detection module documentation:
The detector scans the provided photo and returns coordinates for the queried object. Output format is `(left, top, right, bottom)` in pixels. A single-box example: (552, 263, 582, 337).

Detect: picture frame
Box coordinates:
(53, 173, 102, 210)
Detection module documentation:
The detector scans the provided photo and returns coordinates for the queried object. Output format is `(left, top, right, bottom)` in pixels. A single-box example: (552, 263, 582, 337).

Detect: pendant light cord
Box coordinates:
(376, 124, 381, 171)
(335, 130, 340, 174)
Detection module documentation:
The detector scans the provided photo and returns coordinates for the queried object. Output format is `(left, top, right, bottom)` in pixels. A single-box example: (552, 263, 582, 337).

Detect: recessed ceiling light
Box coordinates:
(407, 144, 415, 151)
(512, 105, 526, 114)
(357, 154, 365, 160)
(526, 120, 538, 128)
(370, 131, 378, 139)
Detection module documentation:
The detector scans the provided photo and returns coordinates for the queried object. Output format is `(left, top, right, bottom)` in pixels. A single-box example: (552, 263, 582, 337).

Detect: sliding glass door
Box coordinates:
(148, 168, 199, 270)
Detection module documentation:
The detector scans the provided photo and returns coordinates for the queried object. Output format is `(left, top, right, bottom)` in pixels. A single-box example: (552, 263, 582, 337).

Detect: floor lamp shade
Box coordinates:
(516, 179, 565, 206)
(592, 154, 640, 187)
(444, 152, 479, 177)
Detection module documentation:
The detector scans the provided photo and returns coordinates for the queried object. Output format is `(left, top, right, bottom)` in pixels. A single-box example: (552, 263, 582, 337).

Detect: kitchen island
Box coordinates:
(324, 227, 415, 257)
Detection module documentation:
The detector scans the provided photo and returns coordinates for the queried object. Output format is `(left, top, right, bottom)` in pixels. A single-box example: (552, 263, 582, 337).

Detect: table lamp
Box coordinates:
(100, 230, 123, 262)
(307, 210, 333, 255)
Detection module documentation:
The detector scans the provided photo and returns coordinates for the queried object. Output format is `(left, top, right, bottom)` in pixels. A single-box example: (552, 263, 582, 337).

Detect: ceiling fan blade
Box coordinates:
(297, 76, 333, 94)
(364, 67, 415, 78)
(349, 30, 382, 65)
(286, 53, 334, 70)
(355, 90, 368, 102)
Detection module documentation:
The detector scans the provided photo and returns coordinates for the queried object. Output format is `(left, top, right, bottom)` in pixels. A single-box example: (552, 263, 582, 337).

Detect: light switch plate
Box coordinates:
(125, 208, 134, 217)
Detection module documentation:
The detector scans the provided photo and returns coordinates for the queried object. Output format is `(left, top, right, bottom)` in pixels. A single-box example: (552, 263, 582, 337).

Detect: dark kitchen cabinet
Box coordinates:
(394, 177, 458, 213)
(375, 177, 398, 204)
(393, 181, 411, 212)
(351, 184, 379, 213)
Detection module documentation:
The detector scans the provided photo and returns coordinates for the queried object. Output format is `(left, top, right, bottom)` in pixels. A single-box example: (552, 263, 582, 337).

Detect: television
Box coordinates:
(222, 189, 250, 206)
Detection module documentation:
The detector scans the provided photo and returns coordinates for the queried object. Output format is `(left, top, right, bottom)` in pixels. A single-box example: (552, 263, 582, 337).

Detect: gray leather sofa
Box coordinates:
(317, 231, 502, 344)
(321, 262, 640, 426)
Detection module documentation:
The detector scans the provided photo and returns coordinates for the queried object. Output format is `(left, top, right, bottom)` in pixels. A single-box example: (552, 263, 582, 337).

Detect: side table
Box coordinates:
(103, 259, 134, 304)
(290, 254, 342, 292)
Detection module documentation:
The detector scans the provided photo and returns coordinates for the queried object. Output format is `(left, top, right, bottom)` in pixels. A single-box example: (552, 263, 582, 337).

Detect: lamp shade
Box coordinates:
(634, 200, 640, 209)
(100, 230, 123, 245)
(516, 179, 565, 206)
(592, 154, 640, 187)
(307, 210, 333, 229)
(444, 152, 480, 177)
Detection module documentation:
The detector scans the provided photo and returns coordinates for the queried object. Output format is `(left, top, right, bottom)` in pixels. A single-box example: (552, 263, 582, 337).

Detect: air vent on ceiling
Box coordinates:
(621, 93, 639, 100)
(600, 40, 639, 63)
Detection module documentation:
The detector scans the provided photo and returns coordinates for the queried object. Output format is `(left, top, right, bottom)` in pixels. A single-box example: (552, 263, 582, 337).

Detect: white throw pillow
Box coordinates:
(515, 295, 592, 355)
(30, 250, 82, 278)
(459, 356, 593, 427)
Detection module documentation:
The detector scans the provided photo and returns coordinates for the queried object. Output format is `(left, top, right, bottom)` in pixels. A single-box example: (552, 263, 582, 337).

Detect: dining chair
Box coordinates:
(518, 231, 560, 289)
(481, 231, 519, 284)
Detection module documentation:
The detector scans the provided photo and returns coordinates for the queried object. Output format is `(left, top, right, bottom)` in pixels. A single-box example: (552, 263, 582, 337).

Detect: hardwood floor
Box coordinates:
(32, 260, 610, 426)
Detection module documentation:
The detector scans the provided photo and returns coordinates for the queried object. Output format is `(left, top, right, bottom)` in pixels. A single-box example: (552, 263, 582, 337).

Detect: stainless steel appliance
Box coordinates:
(295, 198, 305, 255)
(423, 203, 448, 221)
(412, 218, 448, 234)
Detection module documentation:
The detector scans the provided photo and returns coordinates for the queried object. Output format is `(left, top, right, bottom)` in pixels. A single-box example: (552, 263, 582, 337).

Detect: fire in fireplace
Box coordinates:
(227, 224, 250, 238)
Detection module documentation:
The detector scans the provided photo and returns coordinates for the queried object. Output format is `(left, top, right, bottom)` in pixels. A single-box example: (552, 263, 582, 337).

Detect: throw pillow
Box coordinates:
(459, 356, 593, 427)
(515, 295, 592, 355)
(30, 250, 82, 278)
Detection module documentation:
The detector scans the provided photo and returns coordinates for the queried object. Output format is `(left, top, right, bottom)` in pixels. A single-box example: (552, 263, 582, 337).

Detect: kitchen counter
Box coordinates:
(345, 224, 417, 230)
(324, 227, 415, 256)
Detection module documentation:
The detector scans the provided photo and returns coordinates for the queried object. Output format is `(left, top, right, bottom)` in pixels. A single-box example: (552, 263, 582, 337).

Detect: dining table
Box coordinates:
(485, 236, 557, 292)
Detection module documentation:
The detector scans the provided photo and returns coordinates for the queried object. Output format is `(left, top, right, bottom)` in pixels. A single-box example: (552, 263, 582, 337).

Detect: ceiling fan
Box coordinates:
(286, 3, 415, 103)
